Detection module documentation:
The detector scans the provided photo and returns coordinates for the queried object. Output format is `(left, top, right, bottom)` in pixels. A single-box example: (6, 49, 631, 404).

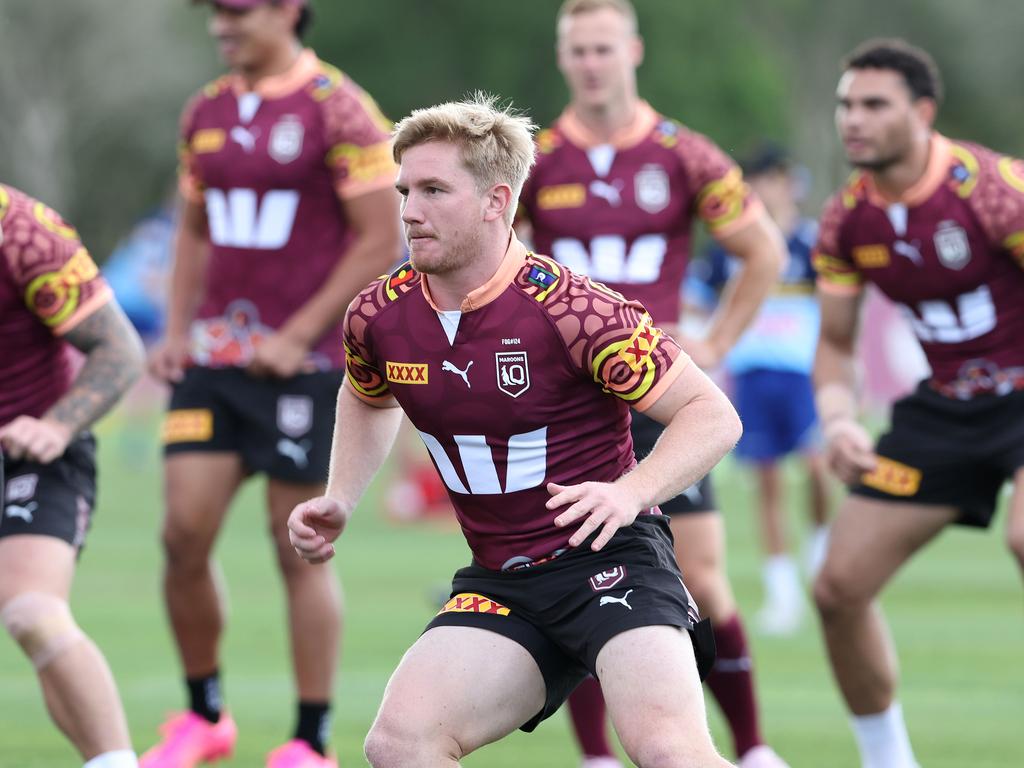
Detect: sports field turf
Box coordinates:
(0, 415, 1020, 766)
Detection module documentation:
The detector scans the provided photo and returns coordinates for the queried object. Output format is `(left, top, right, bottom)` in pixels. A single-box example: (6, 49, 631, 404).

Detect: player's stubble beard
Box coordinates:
(847, 123, 913, 174)
(409, 226, 482, 277)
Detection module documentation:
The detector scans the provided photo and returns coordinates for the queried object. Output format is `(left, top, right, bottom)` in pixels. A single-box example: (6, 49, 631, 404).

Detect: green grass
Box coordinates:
(1, 415, 1021, 767)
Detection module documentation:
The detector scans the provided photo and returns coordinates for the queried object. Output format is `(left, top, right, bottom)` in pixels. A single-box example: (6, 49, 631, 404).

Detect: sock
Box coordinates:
(805, 525, 830, 577)
(83, 750, 138, 768)
(705, 614, 763, 758)
(567, 676, 616, 758)
(186, 670, 222, 723)
(762, 555, 801, 608)
(295, 701, 331, 756)
(850, 702, 918, 768)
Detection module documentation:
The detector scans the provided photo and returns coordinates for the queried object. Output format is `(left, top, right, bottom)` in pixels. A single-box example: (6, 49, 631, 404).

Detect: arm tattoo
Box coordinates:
(45, 302, 145, 434)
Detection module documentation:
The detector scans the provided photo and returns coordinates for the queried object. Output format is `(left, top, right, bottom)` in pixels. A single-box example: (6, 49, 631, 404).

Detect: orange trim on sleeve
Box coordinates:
(335, 174, 398, 201)
(709, 197, 764, 240)
(815, 277, 863, 297)
(557, 101, 659, 151)
(53, 286, 113, 336)
(633, 354, 691, 413)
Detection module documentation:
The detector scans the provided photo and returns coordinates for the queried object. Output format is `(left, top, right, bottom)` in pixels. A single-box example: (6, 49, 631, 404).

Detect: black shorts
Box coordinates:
(853, 383, 1024, 527)
(163, 367, 344, 484)
(425, 515, 715, 732)
(631, 410, 717, 515)
(0, 434, 96, 549)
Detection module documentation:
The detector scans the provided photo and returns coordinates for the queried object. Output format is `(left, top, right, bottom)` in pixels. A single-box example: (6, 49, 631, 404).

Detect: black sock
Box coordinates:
(295, 701, 331, 756)
(186, 671, 222, 723)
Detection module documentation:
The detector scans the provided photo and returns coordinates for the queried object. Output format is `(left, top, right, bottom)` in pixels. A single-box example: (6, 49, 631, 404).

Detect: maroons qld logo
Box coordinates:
(269, 115, 304, 164)
(495, 351, 530, 398)
(589, 566, 627, 591)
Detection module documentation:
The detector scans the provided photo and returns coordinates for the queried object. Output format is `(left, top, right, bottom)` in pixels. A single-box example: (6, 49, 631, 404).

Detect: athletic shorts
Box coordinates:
(0, 434, 96, 549)
(426, 515, 715, 732)
(733, 369, 819, 462)
(630, 410, 716, 514)
(163, 367, 344, 484)
(853, 382, 1024, 527)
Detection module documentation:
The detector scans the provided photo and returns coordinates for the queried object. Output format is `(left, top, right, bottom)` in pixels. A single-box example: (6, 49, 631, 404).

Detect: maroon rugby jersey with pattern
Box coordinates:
(0, 184, 112, 425)
(520, 101, 761, 324)
(344, 236, 690, 570)
(179, 49, 396, 370)
(815, 134, 1024, 397)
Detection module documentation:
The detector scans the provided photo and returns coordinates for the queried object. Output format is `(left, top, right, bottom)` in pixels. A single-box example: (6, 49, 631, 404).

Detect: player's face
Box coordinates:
(208, 2, 295, 70)
(396, 141, 487, 276)
(835, 68, 925, 171)
(557, 8, 642, 111)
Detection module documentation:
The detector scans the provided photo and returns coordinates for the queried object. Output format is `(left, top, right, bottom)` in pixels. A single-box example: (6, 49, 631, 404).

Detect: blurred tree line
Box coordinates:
(1, 0, 1021, 261)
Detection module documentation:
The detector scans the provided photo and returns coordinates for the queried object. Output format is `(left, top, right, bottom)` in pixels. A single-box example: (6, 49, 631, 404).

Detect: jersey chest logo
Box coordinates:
(933, 221, 971, 270)
(634, 165, 670, 213)
(269, 115, 304, 164)
(495, 351, 530, 398)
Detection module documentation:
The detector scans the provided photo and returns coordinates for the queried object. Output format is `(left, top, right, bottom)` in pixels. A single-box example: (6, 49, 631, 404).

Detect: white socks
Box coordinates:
(83, 750, 138, 768)
(850, 702, 919, 768)
(763, 555, 801, 606)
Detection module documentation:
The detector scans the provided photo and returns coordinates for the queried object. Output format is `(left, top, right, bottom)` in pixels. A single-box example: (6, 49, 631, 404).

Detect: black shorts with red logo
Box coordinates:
(630, 411, 716, 514)
(163, 367, 344, 484)
(425, 515, 715, 732)
(0, 433, 96, 549)
(853, 382, 1024, 527)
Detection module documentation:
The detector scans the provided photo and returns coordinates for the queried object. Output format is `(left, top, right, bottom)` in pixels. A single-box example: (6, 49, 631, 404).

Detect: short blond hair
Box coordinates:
(557, 0, 637, 34)
(392, 94, 537, 224)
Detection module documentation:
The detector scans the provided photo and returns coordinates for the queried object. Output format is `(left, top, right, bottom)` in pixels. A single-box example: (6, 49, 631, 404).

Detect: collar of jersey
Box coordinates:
(229, 48, 320, 100)
(861, 133, 952, 208)
(557, 100, 659, 150)
(420, 232, 528, 313)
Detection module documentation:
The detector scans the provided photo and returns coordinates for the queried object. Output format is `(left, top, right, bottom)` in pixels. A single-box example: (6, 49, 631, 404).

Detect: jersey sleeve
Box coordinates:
(812, 193, 863, 295)
(177, 91, 208, 205)
(342, 281, 392, 403)
(967, 145, 1024, 269)
(675, 129, 761, 239)
(322, 81, 397, 200)
(0, 187, 112, 335)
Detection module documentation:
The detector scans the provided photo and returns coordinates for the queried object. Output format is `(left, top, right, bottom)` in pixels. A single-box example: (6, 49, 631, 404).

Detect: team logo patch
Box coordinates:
(861, 457, 922, 497)
(162, 409, 214, 444)
(527, 265, 557, 290)
(191, 128, 226, 154)
(852, 244, 890, 269)
(269, 114, 304, 164)
(5, 474, 39, 503)
(495, 351, 530, 398)
(537, 183, 586, 210)
(634, 165, 670, 214)
(277, 395, 314, 438)
(589, 566, 627, 591)
(438, 592, 511, 616)
(25, 247, 100, 328)
(617, 313, 661, 372)
(386, 361, 429, 384)
(933, 221, 971, 270)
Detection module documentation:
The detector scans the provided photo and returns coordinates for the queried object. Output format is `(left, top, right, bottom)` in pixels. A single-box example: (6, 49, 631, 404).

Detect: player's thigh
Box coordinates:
(371, 625, 546, 755)
(598, 625, 717, 760)
(162, 452, 245, 549)
(817, 495, 955, 605)
(0, 535, 76, 606)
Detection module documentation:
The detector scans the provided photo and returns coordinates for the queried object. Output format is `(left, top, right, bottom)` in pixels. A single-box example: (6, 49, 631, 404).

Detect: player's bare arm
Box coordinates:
(692, 209, 786, 368)
(288, 383, 403, 563)
(814, 289, 877, 484)
(0, 302, 144, 463)
(148, 197, 210, 383)
(250, 188, 402, 378)
(549, 361, 741, 551)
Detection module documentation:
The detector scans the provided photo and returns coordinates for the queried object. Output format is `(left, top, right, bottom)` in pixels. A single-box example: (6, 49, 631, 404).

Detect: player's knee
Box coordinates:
(364, 716, 461, 767)
(620, 730, 720, 768)
(0, 592, 84, 670)
(161, 519, 212, 570)
(813, 566, 864, 619)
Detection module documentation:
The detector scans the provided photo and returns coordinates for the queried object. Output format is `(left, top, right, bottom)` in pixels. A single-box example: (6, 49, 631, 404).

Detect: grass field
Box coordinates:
(0, 414, 1021, 767)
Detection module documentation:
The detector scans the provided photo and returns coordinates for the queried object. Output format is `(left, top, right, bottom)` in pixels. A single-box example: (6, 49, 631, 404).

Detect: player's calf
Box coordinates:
(1, 591, 85, 669)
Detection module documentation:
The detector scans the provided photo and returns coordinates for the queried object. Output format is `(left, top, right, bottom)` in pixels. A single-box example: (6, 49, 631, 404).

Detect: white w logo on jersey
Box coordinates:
(205, 188, 300, 249)
(419, 427, 547, 495)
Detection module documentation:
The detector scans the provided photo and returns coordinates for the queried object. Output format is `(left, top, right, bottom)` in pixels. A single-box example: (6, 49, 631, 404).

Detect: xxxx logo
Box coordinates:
(386, 361, 429, 384)
(438, 593, 511, 616)
(618, 314, 661, 372)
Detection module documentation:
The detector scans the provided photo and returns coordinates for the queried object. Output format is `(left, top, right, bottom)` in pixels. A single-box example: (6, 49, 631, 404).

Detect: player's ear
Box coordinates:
(483, 183, 513, 224)
(631, 34, 644, 68)
(914, 97, 937, 128)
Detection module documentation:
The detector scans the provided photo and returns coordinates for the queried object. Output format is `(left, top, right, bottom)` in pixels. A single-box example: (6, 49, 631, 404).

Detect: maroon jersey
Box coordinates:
(520, 101, 761, 324)
(815, 135, 1024, 397)
(179, 49, 396, 369)
(0, 184, 113, 425)
(344, 236, 690, 570)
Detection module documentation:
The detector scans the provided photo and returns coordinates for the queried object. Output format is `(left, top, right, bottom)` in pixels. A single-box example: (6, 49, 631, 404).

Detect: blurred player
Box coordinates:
(143, 1, 401, 766)
(0, 183, 145, 767)
(693, 143, 831, 636)
(517, 2, 788, 766)
(813, 38, 1024, 768)
(290, 94, 740, 768)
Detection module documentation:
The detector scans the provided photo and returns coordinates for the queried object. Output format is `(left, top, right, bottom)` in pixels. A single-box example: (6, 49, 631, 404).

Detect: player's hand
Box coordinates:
(823, 417, 877, 485)
(676, 335, 722, 370)
(0, 416, 73, 463)
(247, 331, 313, 379)
(547, 481, 641, 552)
(148, 334, 190, 383)
(287, 496, 350, 564)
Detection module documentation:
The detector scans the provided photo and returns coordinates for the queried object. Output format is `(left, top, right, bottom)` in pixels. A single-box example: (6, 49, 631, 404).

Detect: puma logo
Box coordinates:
(599, 589, 634, 610)
(230, 126, 258, 153)
(589, 179, 623, 207)
(277, 438, 312, 469)
(893, 240, 923, 266)
(442, 359, 473, 388)
(4, 501, 37, 523)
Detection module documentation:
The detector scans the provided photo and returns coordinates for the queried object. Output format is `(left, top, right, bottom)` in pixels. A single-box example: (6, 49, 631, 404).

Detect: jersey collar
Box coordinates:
(420, 231, 528, 313)
(230, 48, 320, 99)
(557, 100, 659, 150)
(862, 133, 952, 208)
